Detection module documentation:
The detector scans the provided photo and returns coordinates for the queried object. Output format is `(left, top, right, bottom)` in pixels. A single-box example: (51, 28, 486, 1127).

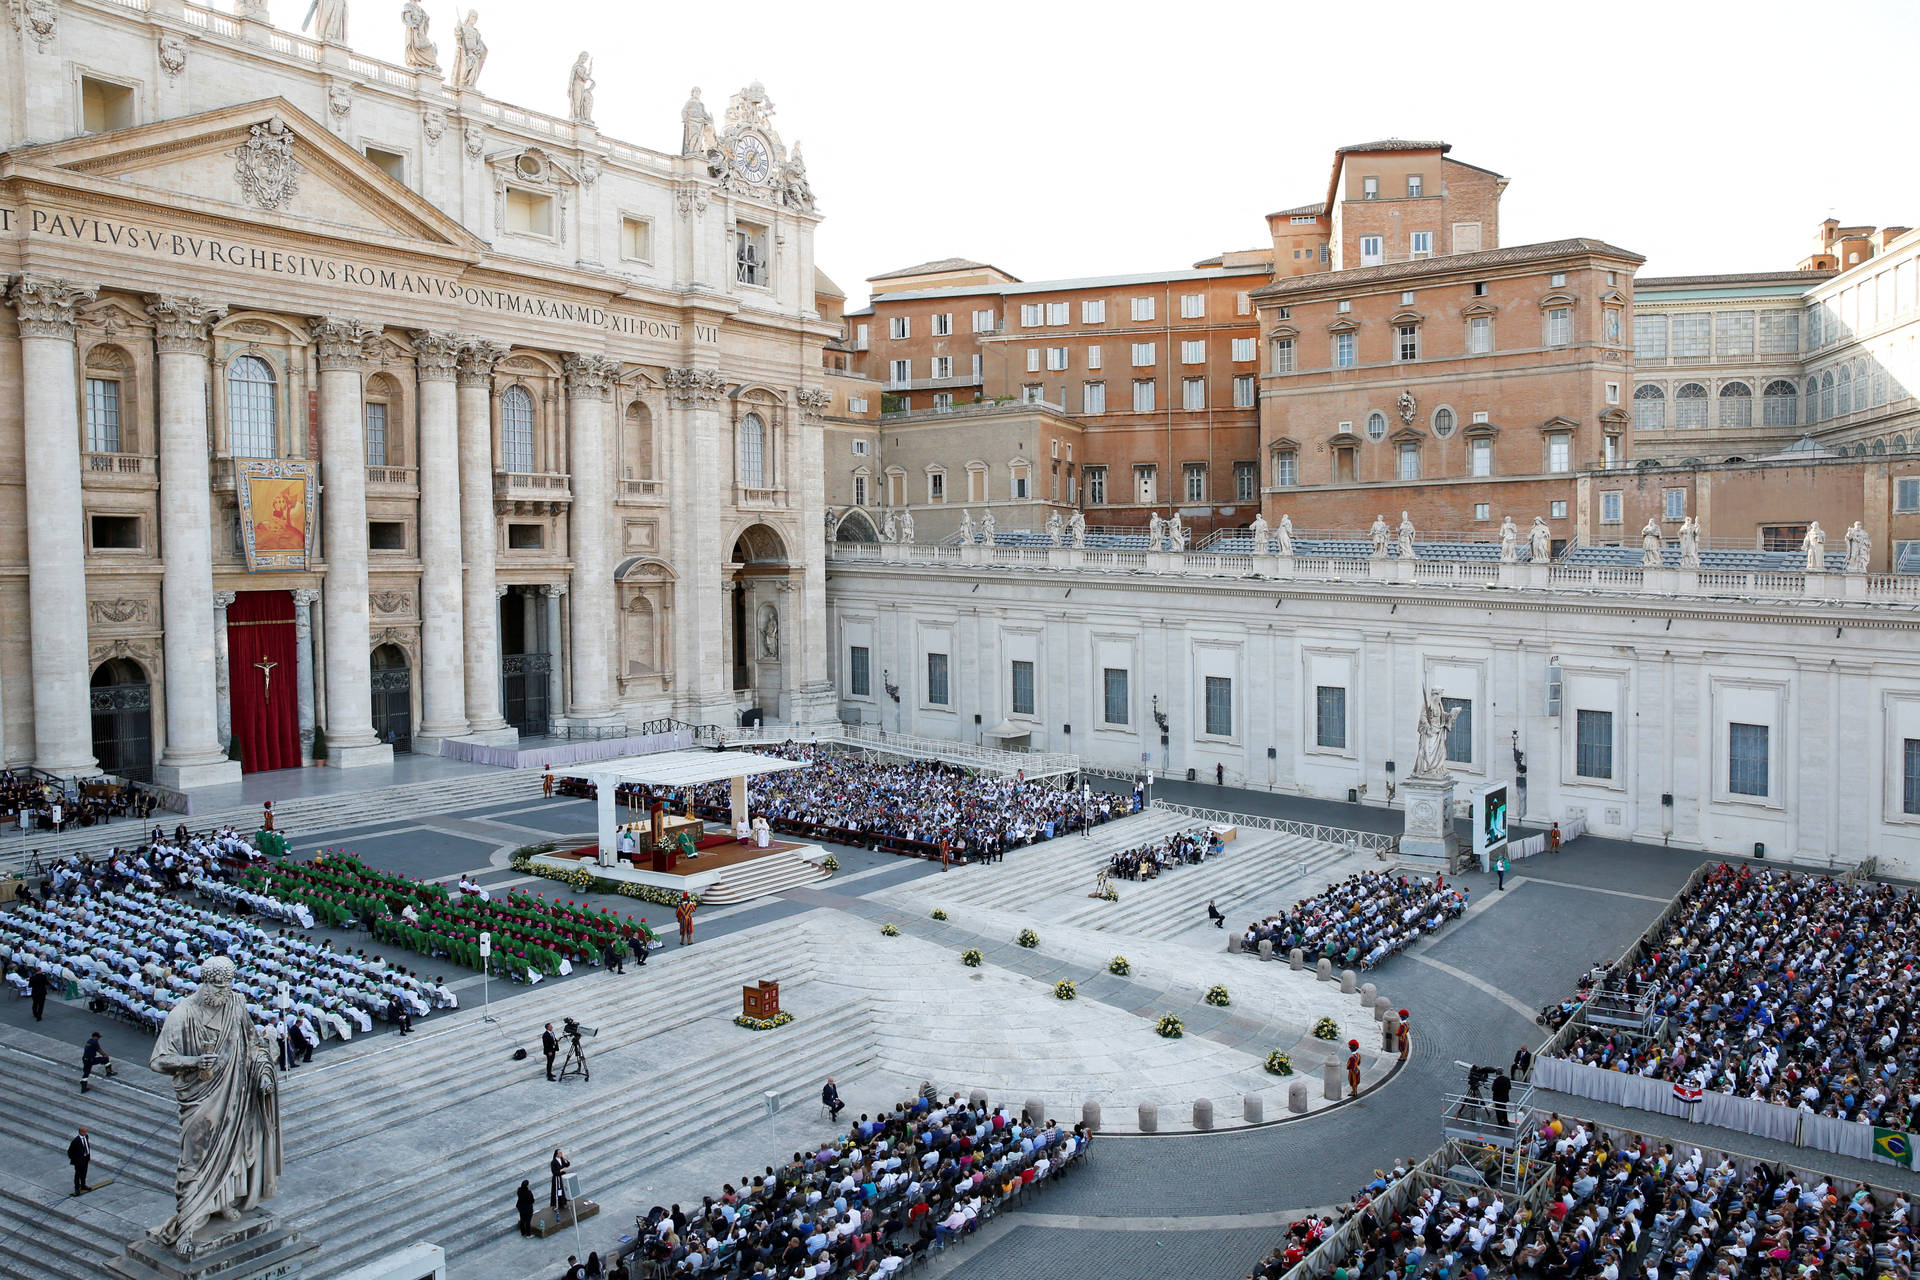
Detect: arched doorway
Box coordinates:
(370, 645, 412, 753)
(90, 659, 153, 781)
(729, 524, 790, 709)
(834, 510, 879, 543)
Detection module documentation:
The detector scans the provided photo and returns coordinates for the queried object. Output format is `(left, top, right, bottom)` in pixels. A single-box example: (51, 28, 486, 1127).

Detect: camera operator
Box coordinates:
(1491, 1068, 1512, 1127)
(542, 1022, 560, 1082)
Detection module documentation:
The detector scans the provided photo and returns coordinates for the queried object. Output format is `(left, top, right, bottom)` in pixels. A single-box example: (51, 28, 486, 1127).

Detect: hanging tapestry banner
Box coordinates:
(234, 458, 316, 571)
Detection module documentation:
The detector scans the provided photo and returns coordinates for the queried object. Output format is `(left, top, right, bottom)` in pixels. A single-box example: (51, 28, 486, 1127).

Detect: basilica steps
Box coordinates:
(4, 769, 547, 870)
(0, 1179, 140, 1280)
(697, 847, 832, 905)
(899, 812, 1195, 911)
(0, 1050, 177, 1193)
(281, 923, 818, 1148)
(1049, 834, 1369, 939)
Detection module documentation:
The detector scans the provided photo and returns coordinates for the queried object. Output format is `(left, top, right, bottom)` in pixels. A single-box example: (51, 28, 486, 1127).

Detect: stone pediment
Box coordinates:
(8, 98, 484, 250)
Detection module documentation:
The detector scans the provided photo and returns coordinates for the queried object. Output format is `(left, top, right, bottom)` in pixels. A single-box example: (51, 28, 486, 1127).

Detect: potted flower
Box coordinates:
(931, 909, 949, 921)
(960, 948, 983, 968)
(1156, 1013, 1184, 1039)
(880, 923, 900, 937)
(1054, 980, 1076, 1001)
(1016, 928, 1040, 949)
(1312, 1016, 1341, 1041)
(1265, 1050, 1294, 1077)
(1109, 956, 1131, 976)
(1204, 985, 1231, 1007)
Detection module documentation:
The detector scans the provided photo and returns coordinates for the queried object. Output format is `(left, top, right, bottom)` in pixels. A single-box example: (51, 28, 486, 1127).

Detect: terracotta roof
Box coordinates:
(1251, 238, 1646, 299)
(1270, 202, 1327, 218)
(866, 257, 1015, 282)
(1636, 270, 1835, 289)
(1335, 138, 1450, 155)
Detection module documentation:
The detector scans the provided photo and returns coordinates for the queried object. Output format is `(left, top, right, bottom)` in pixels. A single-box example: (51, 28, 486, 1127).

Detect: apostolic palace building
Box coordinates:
(0, 0, 837, 788)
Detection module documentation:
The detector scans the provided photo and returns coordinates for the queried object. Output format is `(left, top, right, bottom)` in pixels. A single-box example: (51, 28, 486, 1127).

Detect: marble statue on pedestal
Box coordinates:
(1498, 516, 1518, 564)
(1277, 513, 1294, 556)
(148, 956, 283, 1256)
(1802, 521, 1826, 572)
(1147, 513, 1166, 551)
(1678, 516, 1701, 568)
(1369, 515, 1390, 559)
(1410, 688, 1461, 780)
(1396, 511, 1416, 559)
(1068, 509, 1086, 548)
(881, 510, 897, 543)
(568, 53, 596, 123)
(302, 0, 347, 43)
(1641, 518, 1663, 567)
(1249, 514, 1269, 556)
(958, 510, 974, 545)
(681, 88, 715, 157)
(400, 1, 438, 71)
(1528, 516, 1551, 563)
(451, 10, 487, 88)
(1846, 520, 1871, 573)
(980, 512, 996, 546)
(1168, 513, 1187, 550)
(1045, 512, 1063, 546)
(899, 510, 916, 545)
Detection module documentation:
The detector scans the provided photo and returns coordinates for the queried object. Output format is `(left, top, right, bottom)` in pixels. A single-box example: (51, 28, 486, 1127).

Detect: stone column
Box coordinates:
(8, 277, 99, 774)
(292, 588, 318, 758)
(666, 367, 732, 724)
(562, 354, 618, 724)
(213, 591, 236, 751)
(456, 341, 515, 743)
(148, 296, 244, 789)
(410, 330, 470, 748)
(543, 583, 568, 724)
(310, 316, 391, 767)
(791, 388, 836, 726)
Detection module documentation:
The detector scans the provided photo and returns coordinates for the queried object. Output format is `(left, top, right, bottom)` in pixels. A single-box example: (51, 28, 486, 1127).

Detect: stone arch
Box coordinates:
(90, 657, 153, 780)
(834, 509, 879, 543)
(621, 398, 654, 480)
(730, 521, 791, 565)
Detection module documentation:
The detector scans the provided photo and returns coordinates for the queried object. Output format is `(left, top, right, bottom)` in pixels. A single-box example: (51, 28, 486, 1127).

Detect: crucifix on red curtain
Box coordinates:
(254, 658, 278, 702)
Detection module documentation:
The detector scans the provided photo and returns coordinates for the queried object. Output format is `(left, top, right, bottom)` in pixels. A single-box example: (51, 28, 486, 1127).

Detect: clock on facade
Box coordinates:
(731, 132, 772, 185)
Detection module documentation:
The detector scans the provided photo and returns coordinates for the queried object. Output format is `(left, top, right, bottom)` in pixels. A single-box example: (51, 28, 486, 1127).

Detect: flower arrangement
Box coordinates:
(614, 881, 701, 909)
(1312, 1016, 1341, 1041)
(819, 854, 840, 873)
(1094, 883, 1119, 902)
(508, 842, 557, 871)
(1055, 980, 1076, 1001)
(961, 948, 983, 967)
(1109, 956, 1131, 976)
(931, 909, 949, 921)
(734, 1011, 795, 1031)
(880, 923, 900, 937)
(1265, 1050, 1294, 1076)
(1204, 985, 1231, 1007)
(1156, 1013, 1184, 1039)
(1016, 928, 1040, 949)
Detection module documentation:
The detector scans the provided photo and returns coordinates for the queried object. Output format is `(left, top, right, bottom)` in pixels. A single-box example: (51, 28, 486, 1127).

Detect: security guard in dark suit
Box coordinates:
(542, 1023, 560, 1081)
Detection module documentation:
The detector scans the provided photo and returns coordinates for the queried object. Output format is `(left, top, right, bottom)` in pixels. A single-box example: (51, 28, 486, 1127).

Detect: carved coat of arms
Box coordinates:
(232, 117, 302, 211)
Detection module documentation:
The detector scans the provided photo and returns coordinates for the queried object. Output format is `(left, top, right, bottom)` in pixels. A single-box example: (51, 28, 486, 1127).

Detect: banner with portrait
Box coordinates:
(234, 458, 315, 571)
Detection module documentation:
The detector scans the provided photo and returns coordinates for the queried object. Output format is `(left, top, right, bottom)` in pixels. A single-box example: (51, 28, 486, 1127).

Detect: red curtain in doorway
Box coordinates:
(227, 590, 301, 773)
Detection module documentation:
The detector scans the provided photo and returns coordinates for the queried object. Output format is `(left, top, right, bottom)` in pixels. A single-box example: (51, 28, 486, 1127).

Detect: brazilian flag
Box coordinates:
(1874, 1129, 1913, 1167)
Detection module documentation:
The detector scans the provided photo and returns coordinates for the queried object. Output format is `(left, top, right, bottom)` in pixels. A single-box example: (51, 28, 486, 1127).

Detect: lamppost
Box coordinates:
(479, 931, 496, 1023)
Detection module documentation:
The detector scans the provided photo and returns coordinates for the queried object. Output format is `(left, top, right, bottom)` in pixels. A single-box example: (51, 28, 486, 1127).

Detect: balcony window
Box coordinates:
(228, 354, 280, 459)
(84, 377, 122, 454)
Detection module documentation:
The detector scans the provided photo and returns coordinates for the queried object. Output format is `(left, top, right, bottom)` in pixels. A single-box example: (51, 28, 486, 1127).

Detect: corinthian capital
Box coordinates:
(664, 366, 726, 406)
(795, 386, 830, 421)
(146, 296, 229, 355)
(562, 353, 620, 399)
(308, 316, 378, 371)
(410, 329, 464, 382)
(7, 276, 99, 341)
(457, 338, 508, 389)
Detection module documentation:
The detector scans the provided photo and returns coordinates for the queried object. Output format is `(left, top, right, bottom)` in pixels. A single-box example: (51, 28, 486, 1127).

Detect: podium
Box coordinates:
(742, 981, 780, 1019)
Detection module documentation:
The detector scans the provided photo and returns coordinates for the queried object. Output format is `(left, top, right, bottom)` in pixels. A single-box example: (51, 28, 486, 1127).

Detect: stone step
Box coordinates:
(294, 1005, 875, 1279)
(912, 814, 1190, 909)
(0, 1053, 179, 1193)
(0, 1178, 138, 1280)
(699, 850, 831, 905)
(1053, 835, 1354, 935)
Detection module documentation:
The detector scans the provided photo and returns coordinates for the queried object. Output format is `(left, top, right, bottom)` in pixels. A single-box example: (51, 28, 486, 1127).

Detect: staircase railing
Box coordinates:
(1146, 799, 1396, 857)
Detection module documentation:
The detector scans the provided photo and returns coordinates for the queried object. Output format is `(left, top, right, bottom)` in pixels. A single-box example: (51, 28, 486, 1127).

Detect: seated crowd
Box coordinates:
(1550, 863, 1920, 1126)
(0, 883, 448, 1040)
(626, 1092, 1087, 1278)
(682, 746, 1129, 860)
(1107, 826, 1219, 881)
(1256, 1116, 1900, 1280)
(34, 825, 263, 904)
(0, 769, 158, 829)
(1241, 872, 1467, 969)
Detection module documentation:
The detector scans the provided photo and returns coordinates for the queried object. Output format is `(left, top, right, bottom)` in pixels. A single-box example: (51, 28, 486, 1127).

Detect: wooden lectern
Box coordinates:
(742, 981, 780, 1019)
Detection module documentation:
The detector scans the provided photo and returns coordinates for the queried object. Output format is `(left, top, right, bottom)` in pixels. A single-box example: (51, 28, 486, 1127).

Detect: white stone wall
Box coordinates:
(825, 555, 1920, 874)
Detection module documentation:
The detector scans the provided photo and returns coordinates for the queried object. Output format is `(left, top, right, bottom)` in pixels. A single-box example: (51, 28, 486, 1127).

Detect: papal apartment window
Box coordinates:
(1103, 668, 1129, 726)
(1011, 660, 1036, 716)
(972, 309, 996, 332)
(1082, 299, 1106, 324)
(1273, 451, 1297, 487)
(926, 653, 950, 706)
(1410, 231, 1433, 259)
(363, 401, 388, 467)
(1133, 379, 1156, 413)
(1046, 302, 1069, 326)
(84, 377, 122, 453)
(1575, 709, 1613, 779)
(1547, 434, 1571, 473)
(1407, 174, 1423, 198)
(1083, 381, 1107, 415)
(1131, 342, 1155, 367)
(1233, 375, 1256, 408)
(1233, 461, 1256, 501)
(1184, 463, 1206, 502)
(1664, 489, 1686, 521)
(849, 646, 871, 698)
(1131, 296, 1155, 322)
(1046, 348, 1069, 372)
(1546, 308, 1572, 347)
(932, 356, 953, 379)
(1470, 439, 1492, 477)
(620, 216, 653, 262)
(734, 222, 768, 285)
(889, 359, 910, 385)
(1204, 677, 1233, 737)
(1443, 698, 1472, 764)
(499, 385, 535, 472)
(228, 355, 279, 459)
(1273, 338, 1295, 372)
(1315, 686, 1346, 750)
(1551, 500, 1568, 519)
(1086, 466, 1106, 504)
(1728, 723, 1769, 797)
(1473, 503, 1490, 522)
(928, 471, 945, 502)
(1182, 378, 1206, 411)
(1601, 491, 1622, 524)
(853, 475, 868, 506)
(1180, 294, 1205, 319)
(1397, 325, 1419, 362)
(1334, 332, 1356, 369)
(1181, 340, 1206, 364)
(1012, 466, 1029, 500)
(1397, 443, 1420, 480)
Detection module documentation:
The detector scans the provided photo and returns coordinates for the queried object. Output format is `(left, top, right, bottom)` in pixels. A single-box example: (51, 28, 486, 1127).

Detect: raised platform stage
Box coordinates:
(531, 836, 831, 905)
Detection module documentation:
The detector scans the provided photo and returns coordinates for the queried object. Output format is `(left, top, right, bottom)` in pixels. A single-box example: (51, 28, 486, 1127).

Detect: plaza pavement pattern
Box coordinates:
(4, 783, 1916, 1280)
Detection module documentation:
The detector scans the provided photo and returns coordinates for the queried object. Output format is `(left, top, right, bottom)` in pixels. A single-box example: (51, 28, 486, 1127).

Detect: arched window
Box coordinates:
(1870, 362, 1887, 408)
(363, 372, 397, 468)
(1892, 434, 1908, 453)
(1673, 382, 1708, 430)
(739, 412, 766, 487)
(623, 401, 653, 480)
(1762, 380, 1799, 427)
(227, 354, 279, 458)
(500, 385, 535, 472)
(1365, 411, 1387, 441)
(1837, 365, 1852, 415)
(1820, 370, 1835, 422)
(1872, 438, 1887, 455)
(1633, 384, 1665, 431)
(1717, 381, 1753, 429)
(1431, 406, 1456, 438)
(1805, 378, 1819, 424)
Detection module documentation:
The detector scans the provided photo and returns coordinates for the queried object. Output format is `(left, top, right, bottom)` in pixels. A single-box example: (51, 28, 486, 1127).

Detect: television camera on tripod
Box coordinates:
(559, 1017, 596, 1082)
